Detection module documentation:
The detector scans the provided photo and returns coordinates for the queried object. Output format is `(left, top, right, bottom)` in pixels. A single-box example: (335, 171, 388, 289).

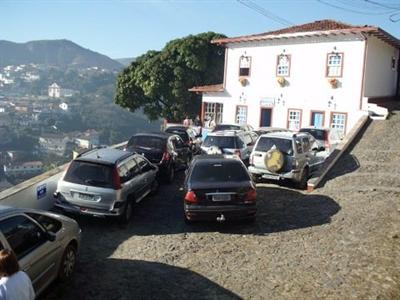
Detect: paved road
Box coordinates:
(41, 112, 400, 299)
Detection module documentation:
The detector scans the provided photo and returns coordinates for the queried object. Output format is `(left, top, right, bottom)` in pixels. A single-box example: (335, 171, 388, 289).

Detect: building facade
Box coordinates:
(190, 20, 400, 135)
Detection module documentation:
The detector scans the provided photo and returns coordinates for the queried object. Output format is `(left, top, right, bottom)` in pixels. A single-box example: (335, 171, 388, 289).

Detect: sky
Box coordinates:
(1, 0, 400, 59)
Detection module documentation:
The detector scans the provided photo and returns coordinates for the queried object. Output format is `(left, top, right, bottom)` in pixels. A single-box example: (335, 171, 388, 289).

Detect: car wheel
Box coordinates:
(119, 200, 134, 224)
(167, 165, 175, 184)
(297, 167, 309, 190)
(150, 179, 159, 195)
(58, 243, 77, 282)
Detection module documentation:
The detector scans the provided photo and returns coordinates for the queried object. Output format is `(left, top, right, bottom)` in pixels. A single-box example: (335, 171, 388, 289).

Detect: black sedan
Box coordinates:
(183, 155, 257, 223)
(126, 132, 191, 183)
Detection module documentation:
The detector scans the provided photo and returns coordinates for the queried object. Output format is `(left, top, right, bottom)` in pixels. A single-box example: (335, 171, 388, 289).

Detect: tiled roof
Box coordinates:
(188, 84, 224, 93)
(212, 19, 400, 48)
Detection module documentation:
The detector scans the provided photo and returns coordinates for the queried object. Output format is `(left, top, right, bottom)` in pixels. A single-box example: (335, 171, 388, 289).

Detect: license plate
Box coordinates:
(78, 193, 94, 201)
(262, 174, 280, 180)
(212, 194, 231, 202)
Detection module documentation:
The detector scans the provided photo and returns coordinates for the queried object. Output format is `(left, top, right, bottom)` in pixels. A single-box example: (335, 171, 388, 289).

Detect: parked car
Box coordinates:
(54, 147, 158, 223)
(201, 130, 256, 162)
(183, 155, 257, 223)
(0, 206, 81, 296)
(125, 132, 191, 183)
(212, 123, 254, 132)
(248, 131, 324, 189)
(164, 126, 202, 154)
(299, 127, 343, 154)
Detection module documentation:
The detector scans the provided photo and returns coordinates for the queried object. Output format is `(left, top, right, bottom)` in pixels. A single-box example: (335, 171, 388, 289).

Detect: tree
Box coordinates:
(115, 32, 226, 121)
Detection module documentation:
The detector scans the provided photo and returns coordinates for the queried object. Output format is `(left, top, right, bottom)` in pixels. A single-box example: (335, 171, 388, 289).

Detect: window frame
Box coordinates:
(203, 102, 224, 125)
(326, 52, 344, 78)
(276, 54, 291, 77)
(287, 108, 302, 131)
(330, 112, 347, 134)
(310, 110, 325, 127)
(235, 105, 248, 125)
(238, 56, 251, 77)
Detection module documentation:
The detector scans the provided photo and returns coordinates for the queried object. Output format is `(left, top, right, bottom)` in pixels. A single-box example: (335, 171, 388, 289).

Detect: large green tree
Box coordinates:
(115, 32, 226, 121)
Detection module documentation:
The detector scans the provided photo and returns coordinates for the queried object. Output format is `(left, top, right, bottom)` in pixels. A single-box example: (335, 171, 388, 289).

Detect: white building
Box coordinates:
(75, 129, 100, 149)
(189, 20, 399, 135)
(59, 102, 68, 111)
(48, 83, 61, 98)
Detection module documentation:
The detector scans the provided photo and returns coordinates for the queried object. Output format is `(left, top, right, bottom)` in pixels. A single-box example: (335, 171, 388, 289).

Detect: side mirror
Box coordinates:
(46, 231, 56, 242)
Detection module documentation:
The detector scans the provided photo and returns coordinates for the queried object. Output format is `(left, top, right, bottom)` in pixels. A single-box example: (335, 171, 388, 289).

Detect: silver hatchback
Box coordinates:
(0, 206, 81, 296)
(54, 147, 158, 223)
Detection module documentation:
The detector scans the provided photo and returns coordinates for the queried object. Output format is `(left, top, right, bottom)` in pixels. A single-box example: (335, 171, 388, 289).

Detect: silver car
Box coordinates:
(0, 206, 81, 296)
(54, 147, 159, 223)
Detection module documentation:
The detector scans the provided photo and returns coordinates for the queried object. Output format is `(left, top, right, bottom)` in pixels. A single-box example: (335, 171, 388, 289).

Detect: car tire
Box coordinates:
(58, 243, 77, 282)
(297, 167, 309, 190)
(167, 165, 175, 184)
(150, 179, 159, 195)
(119, 200, 134, 224)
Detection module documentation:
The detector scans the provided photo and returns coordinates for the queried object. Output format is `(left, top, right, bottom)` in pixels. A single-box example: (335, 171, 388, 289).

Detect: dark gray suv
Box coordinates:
(54, 147, 158, 223)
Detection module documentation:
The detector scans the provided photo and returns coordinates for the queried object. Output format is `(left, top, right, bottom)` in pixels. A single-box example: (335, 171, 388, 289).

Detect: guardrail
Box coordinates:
(0, 141, 128, 210)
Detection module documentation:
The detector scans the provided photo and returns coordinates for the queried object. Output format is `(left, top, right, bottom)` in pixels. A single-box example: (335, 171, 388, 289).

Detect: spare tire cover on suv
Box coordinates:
(264, 149, 284, 172)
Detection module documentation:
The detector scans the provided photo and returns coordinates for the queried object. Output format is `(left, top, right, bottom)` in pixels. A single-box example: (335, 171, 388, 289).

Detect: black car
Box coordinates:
(126, 132, 191, 183)
(164, 126, 202, 154)
(183, 155, 257, 223)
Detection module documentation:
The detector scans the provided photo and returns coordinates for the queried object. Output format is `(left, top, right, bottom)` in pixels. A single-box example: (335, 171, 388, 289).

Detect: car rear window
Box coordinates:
(214, 124, 241, 131)
(190, 160, 250, 183)
(203, 136, 239, 149)
(300, 128, 325, 140)
(64, 161, 114, 188)
(128, 136, 166, 150)
(165, 129, 189, 143)
(256, 137, 293, 155)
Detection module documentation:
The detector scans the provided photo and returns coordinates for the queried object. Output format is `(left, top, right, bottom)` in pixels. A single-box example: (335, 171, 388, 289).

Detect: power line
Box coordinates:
(236, 0, 294, 27)
(335, 0, 396, 12)
(317, 0, 397, 15)
(364, 0, 400, 10)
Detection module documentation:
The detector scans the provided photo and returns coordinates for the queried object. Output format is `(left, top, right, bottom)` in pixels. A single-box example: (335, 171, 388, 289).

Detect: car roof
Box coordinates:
(132, 132, 171, 139)
(300, 126, 330, 131)
(259, 131, 310, 139)
(192, 154, 242, 164)
(165, 126, 187, 131)
(0, 205, 19, 217)
(75, 147, 133, 165)
(207, 130, 244, 137)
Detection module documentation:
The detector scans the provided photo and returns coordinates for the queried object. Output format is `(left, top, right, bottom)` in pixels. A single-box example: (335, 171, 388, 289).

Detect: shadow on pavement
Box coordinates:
(40, 259, 241, 300)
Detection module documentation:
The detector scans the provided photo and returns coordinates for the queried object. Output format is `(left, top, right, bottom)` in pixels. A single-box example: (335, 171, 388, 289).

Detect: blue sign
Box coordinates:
(37, 184, 47, 200)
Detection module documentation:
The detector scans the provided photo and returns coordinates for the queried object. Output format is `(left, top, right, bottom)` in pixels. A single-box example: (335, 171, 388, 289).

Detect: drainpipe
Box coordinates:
(396, 49, 400, 98)
(359, 33, 368, 110)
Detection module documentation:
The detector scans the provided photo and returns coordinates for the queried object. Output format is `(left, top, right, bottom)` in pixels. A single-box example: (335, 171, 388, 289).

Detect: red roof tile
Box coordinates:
(188, 84, 224, 93)
(212, 19, 400, 48)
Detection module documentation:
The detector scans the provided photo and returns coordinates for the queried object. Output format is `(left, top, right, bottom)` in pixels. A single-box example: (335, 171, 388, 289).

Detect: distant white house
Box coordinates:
(39, 134, 72, 156)
(189, 20, 399, 135)
(75, 129, 100, 149)
(48, 83, 61, 98)
(59, 102, 68, 111)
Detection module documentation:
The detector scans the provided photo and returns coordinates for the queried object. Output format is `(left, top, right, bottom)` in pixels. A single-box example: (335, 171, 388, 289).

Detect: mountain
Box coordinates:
(0, 39, 123, 70)
(115, 57, 136, 66)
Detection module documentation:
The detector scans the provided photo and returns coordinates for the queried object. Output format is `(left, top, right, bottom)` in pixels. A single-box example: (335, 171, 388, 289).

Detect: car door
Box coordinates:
(172, 136, 188, 168)
(0, 214, 61, 294)
(119, 157, 144, 203)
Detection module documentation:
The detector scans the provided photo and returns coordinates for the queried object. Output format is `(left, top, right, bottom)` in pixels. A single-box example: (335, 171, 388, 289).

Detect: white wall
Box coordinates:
(204, 35, 368, 134)
(364, 36, 399, 97)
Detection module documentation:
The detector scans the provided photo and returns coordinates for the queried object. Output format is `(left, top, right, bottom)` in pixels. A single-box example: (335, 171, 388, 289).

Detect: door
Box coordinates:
(172, 136, 188, 168)
(260, 108, 272, 127)
(0, 215, 60, 293)
(311, 112, 324, 128)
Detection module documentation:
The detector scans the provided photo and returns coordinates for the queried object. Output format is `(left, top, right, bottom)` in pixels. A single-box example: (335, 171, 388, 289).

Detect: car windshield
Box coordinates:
(300, 128, 325, 140)
(256, 137, 293, 155)
(203, 136, 237, 149)
(128, 136, 165, 150)
(64, 161, 114, 188)
(214, 124, 241, 131)
(190, 161, 250, 183)
(165, 129, 189, 142)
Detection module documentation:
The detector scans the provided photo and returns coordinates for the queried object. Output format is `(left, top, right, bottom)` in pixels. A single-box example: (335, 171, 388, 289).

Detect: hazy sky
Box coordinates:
(1, 0, 400, 58)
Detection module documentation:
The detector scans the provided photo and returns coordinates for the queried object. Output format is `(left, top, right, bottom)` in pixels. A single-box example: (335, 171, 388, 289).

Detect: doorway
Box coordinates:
(260, 108, 272, 127)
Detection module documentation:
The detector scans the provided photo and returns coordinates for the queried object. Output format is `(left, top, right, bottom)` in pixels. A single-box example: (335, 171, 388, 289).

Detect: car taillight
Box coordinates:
(161, 151, 171, 162)
(184, 191, 198, 203)
(112, 167, 121, 190)
(244, 188, 257, 203)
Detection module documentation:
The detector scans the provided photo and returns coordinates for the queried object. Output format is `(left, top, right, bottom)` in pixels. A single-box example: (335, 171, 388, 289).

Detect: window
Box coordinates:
(0, 216, 47, 259)
(26, 213, 62, 233)
(239, 56, 251, 77)
(392, 57, 397, 71)
(190, 161, 250, 183)
(276, 54, 291, 77)
(287, 109, 302, 131)
(326, 53, 343, 77)
(172, 136, 185, 149)
(203, 102, 223, 125)
(330, 112, 347, 134)
(135, 156, 149, 170)
(64, 161, 114, 188)
(235, 106, 247, 125)
(119, 158, 139, 183)
(255, 137, 294, 156)
(295, 138, 303, 154)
